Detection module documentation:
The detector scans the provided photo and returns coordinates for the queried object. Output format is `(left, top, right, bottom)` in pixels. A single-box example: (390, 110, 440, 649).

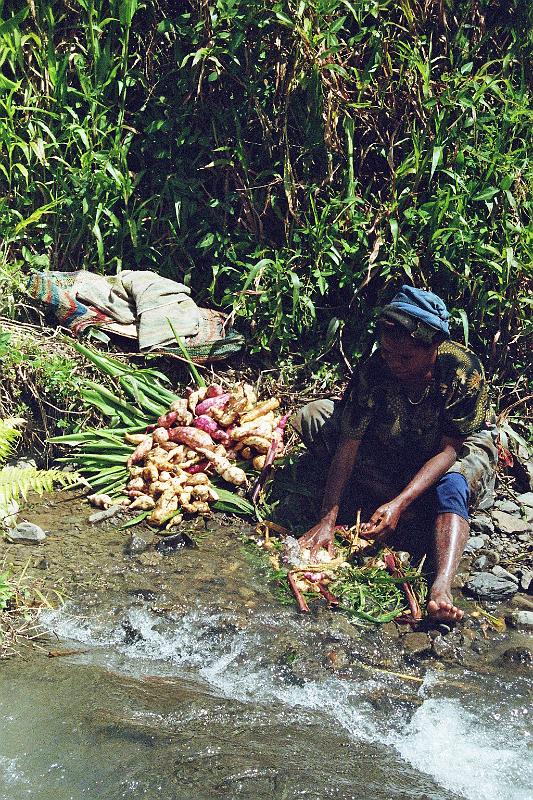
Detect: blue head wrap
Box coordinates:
(380, 285, 450, 344)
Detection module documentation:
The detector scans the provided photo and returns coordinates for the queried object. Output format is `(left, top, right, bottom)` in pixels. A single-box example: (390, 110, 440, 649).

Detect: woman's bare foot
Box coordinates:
(427, 587, 464, 623)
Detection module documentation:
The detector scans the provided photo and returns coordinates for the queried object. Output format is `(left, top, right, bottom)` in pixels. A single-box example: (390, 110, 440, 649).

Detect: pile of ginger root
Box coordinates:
(89, 382, 285, 530)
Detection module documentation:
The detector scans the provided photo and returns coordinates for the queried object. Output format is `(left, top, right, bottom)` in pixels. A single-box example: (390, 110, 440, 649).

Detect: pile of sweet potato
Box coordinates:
(117, 383, 283, 528)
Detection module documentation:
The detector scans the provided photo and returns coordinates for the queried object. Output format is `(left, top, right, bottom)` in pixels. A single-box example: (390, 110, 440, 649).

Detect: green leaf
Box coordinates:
(430, 146, 443, 180)
(472, 187, 499, 202)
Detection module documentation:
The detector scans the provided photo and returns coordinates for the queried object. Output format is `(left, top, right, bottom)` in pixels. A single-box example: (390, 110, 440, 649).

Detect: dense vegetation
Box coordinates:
(0, 1, 531, 401)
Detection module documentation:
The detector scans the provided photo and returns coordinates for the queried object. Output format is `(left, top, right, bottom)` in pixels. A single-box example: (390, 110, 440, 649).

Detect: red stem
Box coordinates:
(317, 582, 340, 607)
(383, 551, 422, 621)
(251, 413, 289, 503)
(288, 572, 310, 612)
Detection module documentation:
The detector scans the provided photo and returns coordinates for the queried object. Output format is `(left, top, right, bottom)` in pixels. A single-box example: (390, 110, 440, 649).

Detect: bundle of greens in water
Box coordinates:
(253, 521, 427, 625)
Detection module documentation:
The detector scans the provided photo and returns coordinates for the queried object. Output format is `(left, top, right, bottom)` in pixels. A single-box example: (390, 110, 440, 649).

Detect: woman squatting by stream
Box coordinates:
(293, 285, 499, 624)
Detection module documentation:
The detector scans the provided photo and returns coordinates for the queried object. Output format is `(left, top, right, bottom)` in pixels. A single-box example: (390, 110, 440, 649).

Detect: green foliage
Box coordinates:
(0, 466, 80, 511)
(0, 418, 22, 463)
(330, 563, 427, 625)
(0, 1, 531, 393)
(0, 415, 81, 523)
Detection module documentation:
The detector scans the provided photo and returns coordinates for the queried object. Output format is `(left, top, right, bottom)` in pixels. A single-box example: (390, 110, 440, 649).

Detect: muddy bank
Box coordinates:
(2, 491, 532, 678)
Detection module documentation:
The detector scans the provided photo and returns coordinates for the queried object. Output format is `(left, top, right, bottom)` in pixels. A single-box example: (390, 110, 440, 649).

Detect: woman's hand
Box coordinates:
(361, 498, 404, 541)
(298, 519, 336, 560)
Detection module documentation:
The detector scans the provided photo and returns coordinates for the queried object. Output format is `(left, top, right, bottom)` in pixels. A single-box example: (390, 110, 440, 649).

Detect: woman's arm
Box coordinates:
(363, 435, 464, 538)
(298, 438, 361, 558)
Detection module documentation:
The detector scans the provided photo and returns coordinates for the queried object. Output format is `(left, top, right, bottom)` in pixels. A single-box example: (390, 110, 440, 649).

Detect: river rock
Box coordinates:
(492, 565, 519, 582)
(464, 570, 518, 601)
(402, 632, 431, 657)
(470, 515, 494, 537)
(496, 647, 532, 670)
(431, 634, 456, 660)
(517, 491, 533, 508)
(88, 505, 122, 524)
(519, 569, 533, 594)
(494, 500, 520, 514)
(505, 610, 533, 630)
(472, 550, 499, 571)
(126, 532, 149, 555)
(509, 594, 533, 611)
(491, 510, 532, 536)
(7, 521, 46, 542)
(464, 535, 486, 554)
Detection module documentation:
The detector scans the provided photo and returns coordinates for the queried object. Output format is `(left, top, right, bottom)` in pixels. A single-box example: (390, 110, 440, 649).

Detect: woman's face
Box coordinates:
(379, 333, 438, 382)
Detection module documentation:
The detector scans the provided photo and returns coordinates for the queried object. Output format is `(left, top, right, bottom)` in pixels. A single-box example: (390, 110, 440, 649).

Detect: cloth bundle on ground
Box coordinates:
(26, 270, 243, 362)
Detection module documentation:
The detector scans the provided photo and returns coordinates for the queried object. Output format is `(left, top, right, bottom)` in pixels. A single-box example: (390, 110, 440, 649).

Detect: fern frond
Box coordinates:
(0, 467, 81, 509)
(0, 419, 25, 466)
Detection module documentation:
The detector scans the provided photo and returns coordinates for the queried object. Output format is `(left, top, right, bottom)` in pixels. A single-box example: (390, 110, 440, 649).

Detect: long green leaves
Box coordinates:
(0, 1, 530, 394)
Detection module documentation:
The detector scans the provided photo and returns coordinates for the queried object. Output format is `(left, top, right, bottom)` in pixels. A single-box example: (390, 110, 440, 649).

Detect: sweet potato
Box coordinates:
(195, 393, 231, 416)
(127, 435, 154, 467)
(152, 427, 170, 444)
(129, 495, 156, 511)
(240, 398, 280, 424)
(185, 473, 210, 486)
(241, 435, 272, 454)
(196, 447, 247, 486)
(168, 426, 215, 451)
(186, 386, 207, 414)
(211, 395, 248, 426)
(205, 383, 225, 398)
(127, 476, 145, 491)
(88, 493, 114, 509)
(193, 415, 231, 445)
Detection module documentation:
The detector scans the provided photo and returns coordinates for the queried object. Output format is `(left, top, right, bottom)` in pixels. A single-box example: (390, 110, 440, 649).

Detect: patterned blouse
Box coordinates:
(339, 340, 489, 485)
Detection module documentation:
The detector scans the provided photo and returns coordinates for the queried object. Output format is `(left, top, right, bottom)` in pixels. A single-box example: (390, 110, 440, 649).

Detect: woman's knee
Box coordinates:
(435, 472, 470, 521)
(291, 399, 339, 455)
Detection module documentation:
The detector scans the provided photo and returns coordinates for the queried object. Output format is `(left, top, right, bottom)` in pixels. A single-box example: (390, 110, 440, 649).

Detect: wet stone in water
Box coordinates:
(402, 632, 431, 657)
(8, 522, 46, 542)
(126, 533, 149, 555)
(496, 647, 533, 671)
(505, 610, 533, 630)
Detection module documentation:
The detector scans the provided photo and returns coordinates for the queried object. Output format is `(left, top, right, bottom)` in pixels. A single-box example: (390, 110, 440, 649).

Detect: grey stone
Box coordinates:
(88, 505, 122, 524)
(7, 522, 46, 542)
(464, 535, 486, 554)
(432, 634, 456, 660)
(464, 571, 518, 601)
(510, 594, 533, 611)
(495, 500, 521, 514)
(496, 647, 532, 669)
(452, 572, 469, 589)
(517, 492, 533, 508)
(519, 569, 533, 593)
(492, 510, 532, 536)
(402, 632, 431, 656)
(136, 552, 162, 567)
(492, 565, 519, 583)
(470, 516, 494, 537)
(126, 533, 149, 556)
(505, 610, 533, 630)
(472, 551, 499, 571)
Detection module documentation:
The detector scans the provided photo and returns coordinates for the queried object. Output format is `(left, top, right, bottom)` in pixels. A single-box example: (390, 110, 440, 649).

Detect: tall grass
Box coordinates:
(0, 1, 531, 397)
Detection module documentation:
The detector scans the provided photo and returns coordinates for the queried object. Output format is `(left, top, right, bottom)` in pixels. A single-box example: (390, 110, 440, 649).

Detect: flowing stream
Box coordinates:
(0, 497, 531, 800)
